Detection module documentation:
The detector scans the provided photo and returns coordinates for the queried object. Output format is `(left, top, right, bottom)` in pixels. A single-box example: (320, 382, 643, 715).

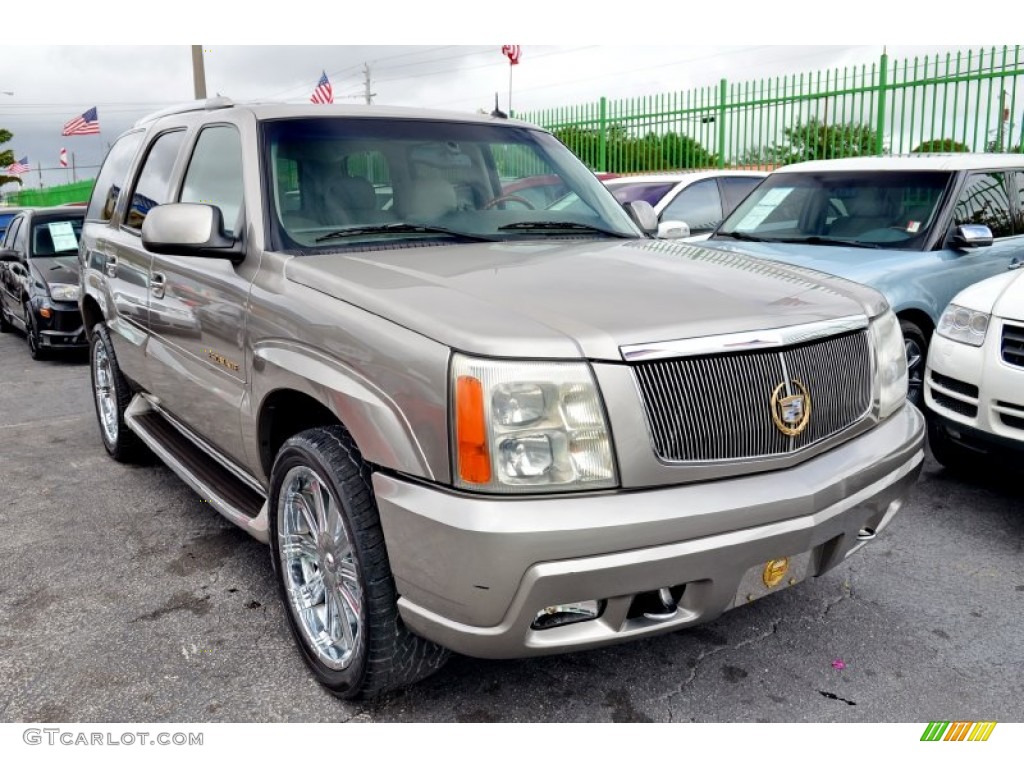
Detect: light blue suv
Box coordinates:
(706, 154, 1024, 405)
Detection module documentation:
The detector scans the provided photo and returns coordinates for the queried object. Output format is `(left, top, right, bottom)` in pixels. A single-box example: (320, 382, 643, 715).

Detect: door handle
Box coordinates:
(150, 272, 166, 300)
(1010, 258, 1023, 271)
(105, 254, 118, 278)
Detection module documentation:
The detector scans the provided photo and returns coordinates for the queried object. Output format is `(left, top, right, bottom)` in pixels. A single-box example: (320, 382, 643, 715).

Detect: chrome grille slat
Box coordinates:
(1002, 323, 1024, 368)
(632, 331, 871, 463)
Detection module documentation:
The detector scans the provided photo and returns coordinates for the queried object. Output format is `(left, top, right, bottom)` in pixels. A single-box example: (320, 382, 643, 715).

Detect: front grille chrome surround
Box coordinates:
(1002, 323, 1024, 368)
(632, 330, 872, 463)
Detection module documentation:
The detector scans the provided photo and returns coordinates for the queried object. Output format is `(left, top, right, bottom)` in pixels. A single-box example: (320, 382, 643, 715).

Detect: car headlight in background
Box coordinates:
(936, 303, 989, 347)
(870, 309, 909, 419)
(48, 283, 80, 302)
(452, 354, 617, 493)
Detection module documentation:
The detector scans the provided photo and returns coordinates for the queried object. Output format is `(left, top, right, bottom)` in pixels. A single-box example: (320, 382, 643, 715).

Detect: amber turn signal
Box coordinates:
(456, 375, 491, 484)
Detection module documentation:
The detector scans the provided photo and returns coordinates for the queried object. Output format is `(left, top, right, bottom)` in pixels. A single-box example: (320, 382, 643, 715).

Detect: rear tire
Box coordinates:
(268, 425, 450, 699)
(900, 318, 927, 409)
(90, 322, 151, 463)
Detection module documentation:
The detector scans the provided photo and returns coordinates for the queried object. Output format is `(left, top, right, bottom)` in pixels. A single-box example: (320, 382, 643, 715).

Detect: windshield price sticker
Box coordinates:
(736, 187, 794, 231)
(48, 221, 79, 252)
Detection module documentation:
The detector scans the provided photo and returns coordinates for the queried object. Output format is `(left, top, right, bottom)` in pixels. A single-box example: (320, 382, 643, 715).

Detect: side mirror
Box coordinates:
(657, 220, 691, 240)
(0, 248, 20, 262)
(141, 203, 241, 259)
(623, 200, 658, 236)
(950, 224, 993, 249)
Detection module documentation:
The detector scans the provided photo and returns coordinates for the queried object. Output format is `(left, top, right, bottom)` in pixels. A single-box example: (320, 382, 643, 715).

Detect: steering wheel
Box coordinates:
(483, 194, 536, 210)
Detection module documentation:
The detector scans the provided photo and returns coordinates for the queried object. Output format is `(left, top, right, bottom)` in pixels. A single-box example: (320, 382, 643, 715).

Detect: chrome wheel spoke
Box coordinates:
(279, 532, 318, 563)
(277, 464, 363, 671)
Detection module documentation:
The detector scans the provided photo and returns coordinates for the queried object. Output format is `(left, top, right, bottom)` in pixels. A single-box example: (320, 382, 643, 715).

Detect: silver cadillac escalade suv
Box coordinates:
(79, 99, 925, 699)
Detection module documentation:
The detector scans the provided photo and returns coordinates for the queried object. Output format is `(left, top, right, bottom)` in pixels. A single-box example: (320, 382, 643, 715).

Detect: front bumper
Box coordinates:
(925, 326, 1024, 450)
(33, 301, 87, 349)
(374, 404, 924, 659)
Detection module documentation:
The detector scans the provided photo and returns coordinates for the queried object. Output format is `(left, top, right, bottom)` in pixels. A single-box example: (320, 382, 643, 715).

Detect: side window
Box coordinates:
(1013, 171, 1024, 233)
(180, 125, 244, 236)
(11, 217, 27, 253)
(720, 176, 763, 214)
(2, 217, 22, 250)
(124, 130, 187, 231)
(661, 179, 723, 234)
(953, 172, 1014, 238)
(86, 131, 144, 222)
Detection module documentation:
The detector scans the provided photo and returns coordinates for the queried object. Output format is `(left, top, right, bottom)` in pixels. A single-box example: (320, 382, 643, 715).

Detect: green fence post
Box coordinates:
(598, 96, 608, 172)
(718, 78, 727, 168)
(876, 50, 889, 154)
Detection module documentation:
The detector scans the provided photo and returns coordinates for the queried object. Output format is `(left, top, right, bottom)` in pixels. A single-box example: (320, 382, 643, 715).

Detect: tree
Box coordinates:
(552, 124, 716, 173)
(913, 138, 970, 153)
(0, 128, 23, 188)
(763, 119, 883, 164)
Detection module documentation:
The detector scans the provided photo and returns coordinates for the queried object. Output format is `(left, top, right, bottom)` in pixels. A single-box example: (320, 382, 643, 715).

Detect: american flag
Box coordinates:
(310, 71, 333, 104)
(59, 148, 69, 168)
(62, 107, 101, 136)
(501, 45, 522, 65)
(7, 156, 29, 175)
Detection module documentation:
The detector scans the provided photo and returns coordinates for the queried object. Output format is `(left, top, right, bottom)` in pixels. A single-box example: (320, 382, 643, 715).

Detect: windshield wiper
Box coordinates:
(314, 223, 496, 244)
(713, 230, 773, 242)
(789, 236, 882, 250)
(497, 221, 632, 238)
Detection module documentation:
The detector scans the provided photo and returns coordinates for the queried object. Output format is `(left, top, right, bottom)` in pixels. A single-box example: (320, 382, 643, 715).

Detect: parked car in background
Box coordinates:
(0, 206, 25, 240)
(0, 206, 87, 359)
(924, 265, 1024, 467)
(706, 154, 1024, 405)
(602, 170, 767, 240)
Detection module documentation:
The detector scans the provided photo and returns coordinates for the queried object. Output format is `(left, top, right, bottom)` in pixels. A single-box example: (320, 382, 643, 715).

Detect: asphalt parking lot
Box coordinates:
(0, 329, 1021, 723)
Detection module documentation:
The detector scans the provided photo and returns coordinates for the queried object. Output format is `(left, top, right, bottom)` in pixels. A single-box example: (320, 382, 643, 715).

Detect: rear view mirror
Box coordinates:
(624, 200, 658, 235)
(657, 220, 691, 240)
(142, 203, 240, 260)
(950, 224, 993, 249)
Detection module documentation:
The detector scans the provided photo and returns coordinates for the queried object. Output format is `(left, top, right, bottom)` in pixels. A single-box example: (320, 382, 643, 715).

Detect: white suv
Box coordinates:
(924, 264, 1024, 466)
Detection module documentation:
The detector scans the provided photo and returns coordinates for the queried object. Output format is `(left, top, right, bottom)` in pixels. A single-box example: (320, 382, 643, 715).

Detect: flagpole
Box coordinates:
(508, 64, 513, 116)
(72, 152, 77, 183)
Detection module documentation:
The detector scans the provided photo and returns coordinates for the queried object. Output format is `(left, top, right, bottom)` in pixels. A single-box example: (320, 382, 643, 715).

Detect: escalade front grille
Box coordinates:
(1002, 323, 1024, 368)
(632, 331, 872, 462)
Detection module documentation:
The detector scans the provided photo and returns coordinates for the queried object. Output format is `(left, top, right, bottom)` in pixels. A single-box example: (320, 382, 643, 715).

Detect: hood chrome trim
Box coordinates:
(620, 314, 869, 362)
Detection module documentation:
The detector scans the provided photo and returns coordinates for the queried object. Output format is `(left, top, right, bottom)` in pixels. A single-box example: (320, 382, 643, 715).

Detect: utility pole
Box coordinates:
(363, 64, 377, 105)
(191, 45, 207, 100)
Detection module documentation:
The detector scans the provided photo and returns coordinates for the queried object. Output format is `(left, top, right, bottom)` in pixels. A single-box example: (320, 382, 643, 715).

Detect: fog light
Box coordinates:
(39, 307, 52, 319)
(531, 600, 603, 630)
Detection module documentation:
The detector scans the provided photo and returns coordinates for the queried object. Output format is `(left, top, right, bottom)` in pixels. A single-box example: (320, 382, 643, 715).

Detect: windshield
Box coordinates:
(715, 170, 953, 251)
(30, 217, 84, 257)
(264, 118, 639, 251)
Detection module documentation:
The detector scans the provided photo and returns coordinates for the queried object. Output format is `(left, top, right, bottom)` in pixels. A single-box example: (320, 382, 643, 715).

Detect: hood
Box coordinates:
(704, 239, 938, 287)
(31, 255, 81, 290)
(952, 268, 1024, 321)
(285, 239, 885, 360)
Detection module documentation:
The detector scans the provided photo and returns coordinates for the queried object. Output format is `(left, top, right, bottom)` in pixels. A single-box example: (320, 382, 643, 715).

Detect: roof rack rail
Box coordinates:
(134, 96, 235, 128)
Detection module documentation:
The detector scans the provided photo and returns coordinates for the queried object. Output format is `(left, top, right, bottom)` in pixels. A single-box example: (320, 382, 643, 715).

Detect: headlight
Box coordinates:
(451, 354, 617, 493)
(869, 309, 908, 419)
(49, 283, 80, 301)
(936, 303, 989, 347)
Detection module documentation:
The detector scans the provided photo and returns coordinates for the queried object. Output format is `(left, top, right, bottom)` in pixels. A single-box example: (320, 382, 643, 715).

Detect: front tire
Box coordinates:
(268, 426, 449, 699)
(900, 318, 928, 409)
(24, 302, 47, 360)
(90, 323, 150, 463)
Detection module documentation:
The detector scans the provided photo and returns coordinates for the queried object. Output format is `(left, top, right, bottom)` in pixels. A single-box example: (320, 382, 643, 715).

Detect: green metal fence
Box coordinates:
(520, 46, 1024, 173)
(4, 179, 95, 207)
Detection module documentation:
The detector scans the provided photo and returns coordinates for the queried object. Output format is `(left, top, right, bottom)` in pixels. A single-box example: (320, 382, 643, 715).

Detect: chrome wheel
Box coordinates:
(904, 336, 924, 406)
(277, 465, 363, 671)
(93, 341, 119, 445)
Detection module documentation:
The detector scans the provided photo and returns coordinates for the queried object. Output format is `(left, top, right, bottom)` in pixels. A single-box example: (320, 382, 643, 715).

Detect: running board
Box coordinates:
(124, 396, 269, 543)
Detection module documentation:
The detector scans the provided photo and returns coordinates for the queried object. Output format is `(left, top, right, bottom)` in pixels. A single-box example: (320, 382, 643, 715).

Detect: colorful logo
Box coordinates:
(920, 722, 997, 741)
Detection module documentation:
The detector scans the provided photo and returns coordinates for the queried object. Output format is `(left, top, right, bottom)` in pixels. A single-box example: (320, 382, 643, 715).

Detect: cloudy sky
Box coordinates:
(0, 5, 982, 192)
